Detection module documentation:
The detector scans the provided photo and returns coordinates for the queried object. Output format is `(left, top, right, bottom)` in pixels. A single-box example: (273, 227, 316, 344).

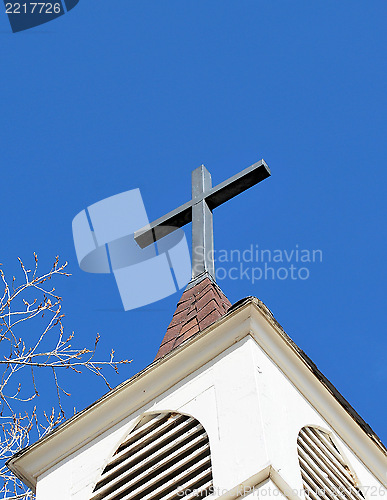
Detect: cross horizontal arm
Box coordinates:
(134, 159, 271, 250)
(134, 200, 193, 248)
(205, 160, 271, 210)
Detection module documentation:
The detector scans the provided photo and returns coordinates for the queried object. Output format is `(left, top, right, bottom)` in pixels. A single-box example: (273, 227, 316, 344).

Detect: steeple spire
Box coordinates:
(154, 275, 231, 360)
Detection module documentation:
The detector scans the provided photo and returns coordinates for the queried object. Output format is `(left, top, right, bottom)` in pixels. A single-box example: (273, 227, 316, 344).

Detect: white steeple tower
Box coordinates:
(7, 277, 387, 499)
(7, 162, 387, 498)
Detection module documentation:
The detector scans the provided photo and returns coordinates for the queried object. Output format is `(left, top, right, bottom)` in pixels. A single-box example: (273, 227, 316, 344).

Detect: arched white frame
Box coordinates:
(90, 411, 213, 500)
(297, 425, 365, 500)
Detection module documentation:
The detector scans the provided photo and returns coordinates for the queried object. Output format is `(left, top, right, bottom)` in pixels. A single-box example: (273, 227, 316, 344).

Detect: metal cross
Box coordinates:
(134, 159, 271, 283)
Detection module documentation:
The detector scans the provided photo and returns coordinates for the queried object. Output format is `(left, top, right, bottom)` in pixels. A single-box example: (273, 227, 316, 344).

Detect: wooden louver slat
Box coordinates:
(297, 427, 365, 500)
(91, 412, 213, 500)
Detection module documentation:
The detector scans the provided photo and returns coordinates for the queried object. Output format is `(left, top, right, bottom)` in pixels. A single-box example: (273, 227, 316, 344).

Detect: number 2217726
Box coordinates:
(5, 3, 62, 14)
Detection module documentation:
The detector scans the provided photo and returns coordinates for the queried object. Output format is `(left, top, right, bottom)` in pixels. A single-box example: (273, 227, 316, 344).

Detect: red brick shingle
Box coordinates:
(154, 278, 231, 360)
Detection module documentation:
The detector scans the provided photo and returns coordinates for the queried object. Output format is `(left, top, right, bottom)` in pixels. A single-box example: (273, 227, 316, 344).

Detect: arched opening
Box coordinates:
(91, 411, 213, 500)
(297, 426, 365, 499)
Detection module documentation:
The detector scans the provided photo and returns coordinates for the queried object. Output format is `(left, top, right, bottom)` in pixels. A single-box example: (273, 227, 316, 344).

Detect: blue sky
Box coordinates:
(0, 1, 386, 445)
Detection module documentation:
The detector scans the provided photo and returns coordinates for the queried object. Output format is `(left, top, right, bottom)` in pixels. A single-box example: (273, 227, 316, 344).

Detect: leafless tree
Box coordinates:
(0, 255, 130, 499)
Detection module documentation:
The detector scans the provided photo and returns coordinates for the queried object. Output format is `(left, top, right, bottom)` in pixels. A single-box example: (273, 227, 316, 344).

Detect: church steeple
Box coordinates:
(6, 162, 387, 500)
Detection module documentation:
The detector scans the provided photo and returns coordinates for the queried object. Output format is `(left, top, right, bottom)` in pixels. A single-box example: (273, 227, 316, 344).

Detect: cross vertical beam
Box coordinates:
(191, 166, 215, 280)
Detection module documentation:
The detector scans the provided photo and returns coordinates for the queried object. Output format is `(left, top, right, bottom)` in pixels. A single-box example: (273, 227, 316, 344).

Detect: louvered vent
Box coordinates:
(91, 412, 213, 500)
(297, 427, 365, 500)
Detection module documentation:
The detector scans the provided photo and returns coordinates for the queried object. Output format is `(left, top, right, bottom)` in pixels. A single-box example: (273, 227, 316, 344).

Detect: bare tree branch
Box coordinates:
(0, 255, 131, 499)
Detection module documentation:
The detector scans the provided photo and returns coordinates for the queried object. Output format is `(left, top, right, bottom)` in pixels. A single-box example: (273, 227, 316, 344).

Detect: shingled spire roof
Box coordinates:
(155, 274, 231, 360)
